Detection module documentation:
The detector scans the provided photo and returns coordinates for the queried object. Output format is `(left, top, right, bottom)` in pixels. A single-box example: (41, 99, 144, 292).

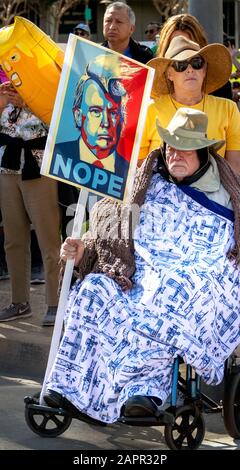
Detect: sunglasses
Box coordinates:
(75, 30, 89, 37)
(145, 28, 157, 35)
(171, 56, 205, 73)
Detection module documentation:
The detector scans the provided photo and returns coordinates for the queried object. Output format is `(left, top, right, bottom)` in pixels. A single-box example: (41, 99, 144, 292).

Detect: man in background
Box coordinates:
(144, 21, 161, 56)
(73, 23, 91, 40)
(144, 21, 160, 42)
(102, 1, 153, 64)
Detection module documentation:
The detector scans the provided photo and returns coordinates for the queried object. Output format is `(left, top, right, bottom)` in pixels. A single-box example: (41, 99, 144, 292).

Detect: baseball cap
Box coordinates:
(73, 23, 91, 35)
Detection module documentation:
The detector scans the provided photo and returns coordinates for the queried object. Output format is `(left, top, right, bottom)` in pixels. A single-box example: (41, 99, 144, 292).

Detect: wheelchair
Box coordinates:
(24, 352, 240, 450)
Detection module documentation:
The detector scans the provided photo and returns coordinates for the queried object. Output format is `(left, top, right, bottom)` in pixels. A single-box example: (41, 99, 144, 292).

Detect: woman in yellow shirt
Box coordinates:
(157, 13, 232, 101)
(140, 35, 240, 174)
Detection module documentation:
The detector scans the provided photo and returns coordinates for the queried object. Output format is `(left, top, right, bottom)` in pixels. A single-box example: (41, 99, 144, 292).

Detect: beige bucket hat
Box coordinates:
(157, 107, 225, 151)
(147, 35, 232, 99)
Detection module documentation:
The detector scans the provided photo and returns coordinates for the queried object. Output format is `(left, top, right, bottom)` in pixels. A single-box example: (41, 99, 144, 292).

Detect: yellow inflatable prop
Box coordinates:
(0, 16, 64, 124)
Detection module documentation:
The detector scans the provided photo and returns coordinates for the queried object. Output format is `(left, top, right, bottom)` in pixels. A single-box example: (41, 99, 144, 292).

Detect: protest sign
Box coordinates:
(41, 34, 154, 202)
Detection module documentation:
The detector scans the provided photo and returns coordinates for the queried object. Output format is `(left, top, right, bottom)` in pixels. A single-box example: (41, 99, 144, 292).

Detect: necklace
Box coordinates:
(170, 94, 206, 112)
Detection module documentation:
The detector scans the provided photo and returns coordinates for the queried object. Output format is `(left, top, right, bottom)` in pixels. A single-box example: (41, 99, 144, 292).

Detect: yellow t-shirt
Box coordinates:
(139, 94, 240, 162)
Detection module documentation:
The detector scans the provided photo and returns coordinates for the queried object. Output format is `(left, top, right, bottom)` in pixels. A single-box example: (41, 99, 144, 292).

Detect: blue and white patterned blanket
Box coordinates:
(47, 173, 240, 423)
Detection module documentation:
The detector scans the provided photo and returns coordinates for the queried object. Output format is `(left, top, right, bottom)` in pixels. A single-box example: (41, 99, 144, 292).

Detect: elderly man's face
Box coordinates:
(79, 79, 122, 159)
(166, 145, 200, 181)
(103, 7, 135, 46)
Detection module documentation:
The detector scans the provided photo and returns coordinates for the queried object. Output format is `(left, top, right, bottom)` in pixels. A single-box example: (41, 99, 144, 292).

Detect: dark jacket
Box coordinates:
(101, 37, 153, 64)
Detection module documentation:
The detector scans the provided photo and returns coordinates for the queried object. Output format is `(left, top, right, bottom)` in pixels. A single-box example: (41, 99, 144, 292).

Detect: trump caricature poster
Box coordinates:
(41, 34, 154, 202)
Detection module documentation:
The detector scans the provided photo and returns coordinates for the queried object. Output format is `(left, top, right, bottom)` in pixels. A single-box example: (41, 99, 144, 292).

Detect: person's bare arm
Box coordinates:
(225, 150, 240, 175)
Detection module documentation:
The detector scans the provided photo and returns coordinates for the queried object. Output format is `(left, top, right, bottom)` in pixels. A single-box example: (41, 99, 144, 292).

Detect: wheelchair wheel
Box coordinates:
(25, 398, 72, 437)
(223, 369, 240, 438)
(164, 405, 205, 450)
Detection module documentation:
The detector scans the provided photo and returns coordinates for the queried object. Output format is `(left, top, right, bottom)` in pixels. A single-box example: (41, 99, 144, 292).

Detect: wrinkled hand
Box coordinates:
(60, 237, 84, 266)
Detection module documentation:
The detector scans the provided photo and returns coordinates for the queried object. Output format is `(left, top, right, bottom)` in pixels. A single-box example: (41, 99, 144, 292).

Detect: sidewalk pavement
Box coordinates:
(0, 279, 52, 378)
(1, 374, 239, 451)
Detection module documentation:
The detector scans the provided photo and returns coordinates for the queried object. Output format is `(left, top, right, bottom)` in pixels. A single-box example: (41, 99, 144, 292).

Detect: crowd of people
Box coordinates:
(0, 0, 240, 425)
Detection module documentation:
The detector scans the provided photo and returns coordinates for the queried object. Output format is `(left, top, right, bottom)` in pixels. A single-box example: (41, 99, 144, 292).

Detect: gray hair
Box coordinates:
(105, 2, 136, 25)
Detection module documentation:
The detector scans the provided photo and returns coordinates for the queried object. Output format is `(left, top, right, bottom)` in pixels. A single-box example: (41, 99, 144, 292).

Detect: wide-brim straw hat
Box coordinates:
(147, 35, 232, 99)
(156, 107, 225, 151)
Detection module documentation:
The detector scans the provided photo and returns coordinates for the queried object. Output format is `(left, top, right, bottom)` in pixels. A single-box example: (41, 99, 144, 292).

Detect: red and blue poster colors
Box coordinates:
(41, 34, 154, 202)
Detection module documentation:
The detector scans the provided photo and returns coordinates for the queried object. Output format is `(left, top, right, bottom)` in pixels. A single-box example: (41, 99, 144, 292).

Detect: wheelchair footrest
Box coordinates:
(118, 410, 174, 426)
(24, 396, 70, 416)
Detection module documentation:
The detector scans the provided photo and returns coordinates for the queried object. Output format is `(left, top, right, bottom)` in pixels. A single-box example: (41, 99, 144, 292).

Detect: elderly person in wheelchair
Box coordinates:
(43, 108, 240, 426)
